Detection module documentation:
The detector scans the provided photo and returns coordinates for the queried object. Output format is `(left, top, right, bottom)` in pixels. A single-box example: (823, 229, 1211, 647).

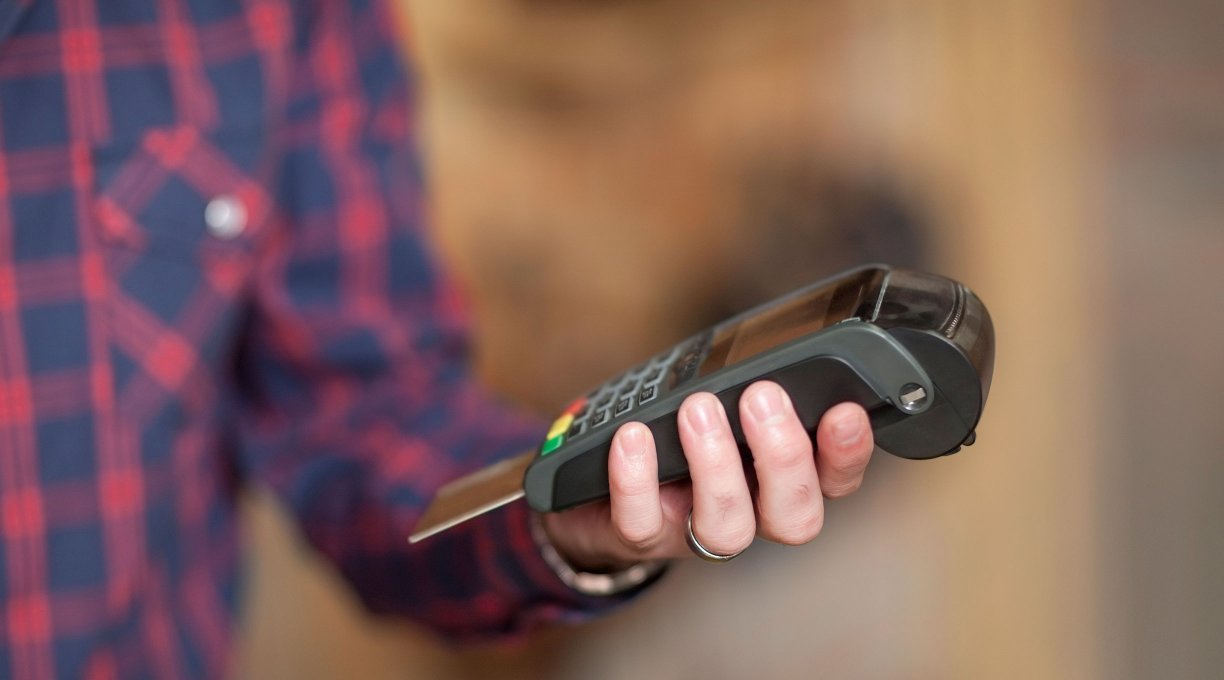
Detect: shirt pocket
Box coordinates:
(89, 126, 279, 422)
(92, 125, 277, 268)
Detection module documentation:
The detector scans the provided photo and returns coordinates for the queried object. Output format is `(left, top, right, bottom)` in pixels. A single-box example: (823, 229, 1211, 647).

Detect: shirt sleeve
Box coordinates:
(233, 0, 638, 640)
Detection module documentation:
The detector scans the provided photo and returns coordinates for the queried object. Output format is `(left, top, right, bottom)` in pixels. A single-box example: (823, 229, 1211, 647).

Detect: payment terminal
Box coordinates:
(411, 265, 994, 541)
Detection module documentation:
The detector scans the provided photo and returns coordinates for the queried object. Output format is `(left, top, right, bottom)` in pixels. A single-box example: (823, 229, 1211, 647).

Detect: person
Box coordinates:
(0, 0, 875, 677)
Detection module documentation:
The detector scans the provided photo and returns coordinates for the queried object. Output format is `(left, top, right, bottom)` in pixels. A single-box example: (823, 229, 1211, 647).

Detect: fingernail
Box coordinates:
(685, 396, 722, 435)
(619, 423, 647, 456)
(615, 424, 649, 472)
(748, 383, 787, 422)
(833, 411, 863, 446)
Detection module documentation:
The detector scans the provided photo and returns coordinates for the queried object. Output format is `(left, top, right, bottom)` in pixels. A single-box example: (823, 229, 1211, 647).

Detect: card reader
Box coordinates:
(410, 264, 994, 541)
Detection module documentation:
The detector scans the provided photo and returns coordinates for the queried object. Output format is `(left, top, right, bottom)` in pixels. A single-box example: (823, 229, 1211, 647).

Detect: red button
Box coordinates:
(564, 397, 587, 416)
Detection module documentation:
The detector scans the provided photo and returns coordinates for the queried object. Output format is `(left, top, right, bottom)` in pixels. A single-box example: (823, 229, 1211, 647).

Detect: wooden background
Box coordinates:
(231, 0, 1222, 678)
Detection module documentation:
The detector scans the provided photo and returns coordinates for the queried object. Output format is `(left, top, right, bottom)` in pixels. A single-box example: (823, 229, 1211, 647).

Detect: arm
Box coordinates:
(235, 0, 631, 639)
(238, 0, 876, 639)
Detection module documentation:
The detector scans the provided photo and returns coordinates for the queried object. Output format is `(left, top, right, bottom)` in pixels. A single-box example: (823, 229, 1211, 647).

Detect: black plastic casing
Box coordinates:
(523, 265, 995, 513)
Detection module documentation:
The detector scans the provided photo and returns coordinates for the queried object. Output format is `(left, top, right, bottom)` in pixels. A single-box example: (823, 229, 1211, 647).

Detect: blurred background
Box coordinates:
(234, 0, 1222, 677)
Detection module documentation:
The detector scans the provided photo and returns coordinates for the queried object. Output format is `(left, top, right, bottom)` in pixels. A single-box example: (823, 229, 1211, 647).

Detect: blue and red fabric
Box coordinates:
(0, 1, 620, 678)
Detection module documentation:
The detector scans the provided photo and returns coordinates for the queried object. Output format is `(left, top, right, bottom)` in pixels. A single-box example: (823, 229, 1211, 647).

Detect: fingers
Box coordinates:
(813, 402, 874, 499)
(739, 382, 824, 545)
(605, 422, 690, 562)
(677, 393, 756, 556)
(607, 422, 665, 552)
(600, 387, 874, 566)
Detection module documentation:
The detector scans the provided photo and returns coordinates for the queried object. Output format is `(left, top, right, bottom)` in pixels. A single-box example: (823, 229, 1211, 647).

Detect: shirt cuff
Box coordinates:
(527, 511, 669, 597)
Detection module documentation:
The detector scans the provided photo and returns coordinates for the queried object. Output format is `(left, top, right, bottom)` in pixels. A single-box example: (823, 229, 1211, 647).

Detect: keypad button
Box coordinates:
(614, 397, 633, 417)
(566, 398, 590, 421)
(547, 414, 574, 440)
(637, 384, 657, 404)
(569, 420, 587, 438)
(591, 409, 611, 427)
(540, 433, 565, 456)
(617, 382, 639, 400)
(564, 397, 588, 416)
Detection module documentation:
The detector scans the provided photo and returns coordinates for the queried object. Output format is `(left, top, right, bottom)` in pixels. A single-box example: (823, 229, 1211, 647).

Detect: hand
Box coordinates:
(540, 381, 874, 571)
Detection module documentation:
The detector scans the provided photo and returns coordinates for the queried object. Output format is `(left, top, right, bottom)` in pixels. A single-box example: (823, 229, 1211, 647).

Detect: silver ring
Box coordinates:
(685, 509, 746, 563)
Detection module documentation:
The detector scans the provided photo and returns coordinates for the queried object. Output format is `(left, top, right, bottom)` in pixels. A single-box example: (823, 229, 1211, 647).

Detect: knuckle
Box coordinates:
(615, 518, 662, 552)
(695, 494, 756, 554)
(789, 481, 818, 508)
(759, 433, 813, 471)
(712, 489, 744, 517)
(619, 532, 660, 554)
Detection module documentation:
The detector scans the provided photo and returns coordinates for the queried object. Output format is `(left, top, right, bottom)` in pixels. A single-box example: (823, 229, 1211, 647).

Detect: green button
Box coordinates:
(540, 433, 565, 456)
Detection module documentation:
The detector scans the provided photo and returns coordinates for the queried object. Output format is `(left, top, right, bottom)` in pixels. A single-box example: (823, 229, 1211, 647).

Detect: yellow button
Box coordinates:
(547, 414, 574, 439)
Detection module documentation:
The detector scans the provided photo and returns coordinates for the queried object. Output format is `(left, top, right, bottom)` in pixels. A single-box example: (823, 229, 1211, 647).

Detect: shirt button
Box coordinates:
(204, 194, 247, 239)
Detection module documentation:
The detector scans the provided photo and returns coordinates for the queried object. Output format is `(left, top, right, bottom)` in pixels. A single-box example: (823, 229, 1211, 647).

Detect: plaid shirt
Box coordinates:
(0, 1, 624, 678)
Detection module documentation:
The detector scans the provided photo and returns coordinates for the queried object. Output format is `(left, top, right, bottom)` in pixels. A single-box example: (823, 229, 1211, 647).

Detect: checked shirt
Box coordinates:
(0, 1, 618, 678)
